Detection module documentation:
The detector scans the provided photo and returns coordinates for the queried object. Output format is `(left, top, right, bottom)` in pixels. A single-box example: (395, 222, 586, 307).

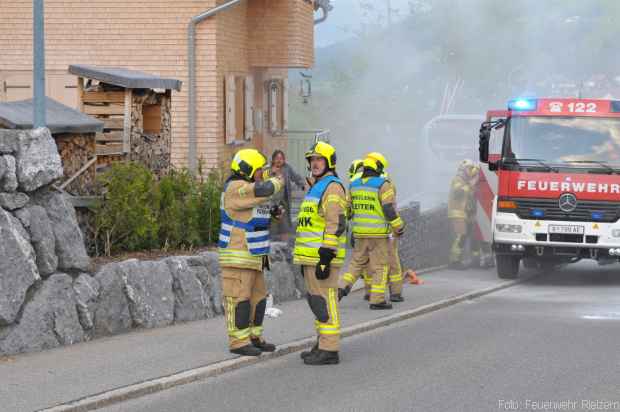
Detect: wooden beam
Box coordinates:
(123, 89, 132, 154)
(82, 91, 125, 104)
(67, 195, 101, 208)
(96, 143, 124, 156)
(77, 77, 84, 112)
(95, 131, 123, 142)
(83, 104, 125, 116)
(102, 117, 124, 130)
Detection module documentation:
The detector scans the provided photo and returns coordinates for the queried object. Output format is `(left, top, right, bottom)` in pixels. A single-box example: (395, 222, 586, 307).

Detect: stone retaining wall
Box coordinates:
(0, 129, 452, 357)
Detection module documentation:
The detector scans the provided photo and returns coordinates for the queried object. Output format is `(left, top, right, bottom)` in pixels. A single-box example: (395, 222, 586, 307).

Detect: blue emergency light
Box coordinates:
(508, 98, 537, 111)
(530, 209, 545, 218)
(591, 211, 604, 221)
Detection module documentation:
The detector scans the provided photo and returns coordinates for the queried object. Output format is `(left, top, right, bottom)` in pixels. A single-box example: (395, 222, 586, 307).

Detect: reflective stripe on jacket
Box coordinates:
(294, 175, 346, 266)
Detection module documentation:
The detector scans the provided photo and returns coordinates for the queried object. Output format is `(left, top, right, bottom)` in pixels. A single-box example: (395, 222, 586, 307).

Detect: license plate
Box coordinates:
(548, 225, 584, 235)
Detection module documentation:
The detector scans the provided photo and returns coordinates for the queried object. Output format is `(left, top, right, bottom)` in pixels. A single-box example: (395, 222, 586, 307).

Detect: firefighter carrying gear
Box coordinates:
(448, 160, 480, 267)
(295, 143, 346, 360)
(219, 149, 283, 354)
(346, 156, 404, 307)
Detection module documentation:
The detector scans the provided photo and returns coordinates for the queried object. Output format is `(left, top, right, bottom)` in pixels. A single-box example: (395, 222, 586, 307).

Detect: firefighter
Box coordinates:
(448, 159, 479, 269)
(341, 155, 405, 302)
(342, 152, 405, 309)
(219, 148, 284, 356)
(340, 159, 373, 299)
(294, 141, 347, 365)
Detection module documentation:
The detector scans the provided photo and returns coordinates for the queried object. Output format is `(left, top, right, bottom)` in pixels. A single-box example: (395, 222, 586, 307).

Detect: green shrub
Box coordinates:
(93, 162, 224, 256)
(94, 162, 160, 256)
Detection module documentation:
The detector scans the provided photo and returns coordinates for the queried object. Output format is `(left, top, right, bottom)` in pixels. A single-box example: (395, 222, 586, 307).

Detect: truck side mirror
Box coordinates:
(479, 125, 490, 163)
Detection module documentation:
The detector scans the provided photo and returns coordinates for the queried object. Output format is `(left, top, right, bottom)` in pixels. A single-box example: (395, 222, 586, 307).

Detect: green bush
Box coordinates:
(93, 162, 223, 256)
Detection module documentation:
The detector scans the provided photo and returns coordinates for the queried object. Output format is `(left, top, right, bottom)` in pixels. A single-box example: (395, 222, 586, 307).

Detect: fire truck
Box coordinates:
(479, 98, 620, 279)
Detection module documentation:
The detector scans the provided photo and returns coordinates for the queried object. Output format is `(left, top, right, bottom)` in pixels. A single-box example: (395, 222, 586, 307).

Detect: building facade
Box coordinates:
(0, 0, 320, 171)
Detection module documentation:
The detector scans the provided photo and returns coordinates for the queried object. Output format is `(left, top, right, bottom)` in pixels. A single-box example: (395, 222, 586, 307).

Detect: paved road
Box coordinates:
(103, 262, 620, 412)
(1, 267, 507, 411)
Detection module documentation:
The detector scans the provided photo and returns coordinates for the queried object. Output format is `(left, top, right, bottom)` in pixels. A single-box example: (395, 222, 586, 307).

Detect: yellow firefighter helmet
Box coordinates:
(231, 149, 267, 179)
(364, 152, 389, 174)
(305, 141, 337, 170)
(349, 159, 364, 179)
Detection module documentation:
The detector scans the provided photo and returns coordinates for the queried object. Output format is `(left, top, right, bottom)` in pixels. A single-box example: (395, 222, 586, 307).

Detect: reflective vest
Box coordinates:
(218, 182, 271, 257)
(294, 175, 346, 266)
(350, 176, 390, 237)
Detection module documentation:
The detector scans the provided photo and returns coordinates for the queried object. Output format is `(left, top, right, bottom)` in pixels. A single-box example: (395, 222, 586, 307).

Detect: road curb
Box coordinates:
(40, 272, 528, 412)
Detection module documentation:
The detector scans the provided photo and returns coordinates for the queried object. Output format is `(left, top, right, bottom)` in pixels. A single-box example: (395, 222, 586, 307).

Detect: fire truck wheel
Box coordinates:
(496, 255, 520, 279)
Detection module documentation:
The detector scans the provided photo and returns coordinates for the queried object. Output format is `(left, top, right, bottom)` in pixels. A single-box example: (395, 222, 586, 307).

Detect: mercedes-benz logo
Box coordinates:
(559, 193, 578, 213)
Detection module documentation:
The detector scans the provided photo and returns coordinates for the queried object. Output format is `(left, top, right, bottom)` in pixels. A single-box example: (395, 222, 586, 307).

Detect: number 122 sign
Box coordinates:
(539, 99, 611, 116)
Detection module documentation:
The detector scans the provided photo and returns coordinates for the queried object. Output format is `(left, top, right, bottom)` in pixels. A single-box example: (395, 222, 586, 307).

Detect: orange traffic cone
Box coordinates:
(406, 269, 423, 285)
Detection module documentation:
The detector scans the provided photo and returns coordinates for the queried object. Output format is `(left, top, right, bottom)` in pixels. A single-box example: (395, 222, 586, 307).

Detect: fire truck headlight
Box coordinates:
(496, 224, 522, 234)
(612, 229, 620, 238)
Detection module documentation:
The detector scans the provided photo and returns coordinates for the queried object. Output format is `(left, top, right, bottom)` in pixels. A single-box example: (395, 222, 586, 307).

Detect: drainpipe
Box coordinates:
(314, 0, 331, 25)
(33, 0, 46, 128)
(187, 0, 244, 174)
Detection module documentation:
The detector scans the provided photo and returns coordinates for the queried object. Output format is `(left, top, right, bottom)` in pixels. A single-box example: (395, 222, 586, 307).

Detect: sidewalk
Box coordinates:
(0, 267, 503, 412)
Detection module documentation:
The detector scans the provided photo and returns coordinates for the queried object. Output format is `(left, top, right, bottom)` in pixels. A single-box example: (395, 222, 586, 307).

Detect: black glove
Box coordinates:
(338, 285, 352, 301)
(315, 247, 336, 280)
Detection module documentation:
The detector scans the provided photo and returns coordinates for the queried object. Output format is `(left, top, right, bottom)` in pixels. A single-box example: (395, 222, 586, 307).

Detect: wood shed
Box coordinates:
(68, 65, 182, 177)
(0, 97, 103, 196)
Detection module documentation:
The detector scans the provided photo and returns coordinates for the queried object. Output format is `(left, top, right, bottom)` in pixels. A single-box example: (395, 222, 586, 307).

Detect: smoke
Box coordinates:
(290, 0, 620, 208)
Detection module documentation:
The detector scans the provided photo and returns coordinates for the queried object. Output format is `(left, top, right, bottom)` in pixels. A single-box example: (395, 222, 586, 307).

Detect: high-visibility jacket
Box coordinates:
(350, 176, 404, 238)
(448, 175, 474, 220)
(294, 174, 347, 266)
(350, 176, 390, 236)
(218, 178, 279, 271)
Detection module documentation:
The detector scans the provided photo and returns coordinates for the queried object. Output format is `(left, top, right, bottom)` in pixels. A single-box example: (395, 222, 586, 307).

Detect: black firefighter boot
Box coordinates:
(300, 341, 319, 359)
(251, 338, 276, 352)
(390, 293, 404, 302)
(230, 344, 262, 357)
(303, 349, 340, 365)
(370, 301, 393, 310)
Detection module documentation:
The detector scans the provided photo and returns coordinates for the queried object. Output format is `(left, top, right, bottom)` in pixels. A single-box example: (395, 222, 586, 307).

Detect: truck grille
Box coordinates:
(513, 198, 620, 223)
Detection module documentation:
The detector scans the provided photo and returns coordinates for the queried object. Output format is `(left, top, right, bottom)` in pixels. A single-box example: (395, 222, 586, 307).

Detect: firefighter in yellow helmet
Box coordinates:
(219, 148, 284, 356)
(340, 154, 405, 302)
(448, 159, 480, 269)
(340, 159, 373, 299)
(340, 152, 405, 309)
(295, 141, 347, 365)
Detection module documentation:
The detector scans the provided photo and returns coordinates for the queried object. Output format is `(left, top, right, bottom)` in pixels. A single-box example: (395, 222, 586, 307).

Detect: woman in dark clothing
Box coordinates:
(267, 150, 306, 241)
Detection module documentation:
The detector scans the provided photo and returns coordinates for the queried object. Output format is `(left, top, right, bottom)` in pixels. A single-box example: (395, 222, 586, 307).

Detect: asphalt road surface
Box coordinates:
(102, 262, 620, 412)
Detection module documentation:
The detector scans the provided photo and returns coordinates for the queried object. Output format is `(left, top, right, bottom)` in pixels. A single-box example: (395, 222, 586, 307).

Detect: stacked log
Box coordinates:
(130, 90, 171, 178)
(54, 133, 97, 195)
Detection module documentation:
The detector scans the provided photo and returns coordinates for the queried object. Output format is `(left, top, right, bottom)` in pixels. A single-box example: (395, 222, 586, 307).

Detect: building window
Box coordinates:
(266, 78, 288, 135)
(225, 74, 254, 144)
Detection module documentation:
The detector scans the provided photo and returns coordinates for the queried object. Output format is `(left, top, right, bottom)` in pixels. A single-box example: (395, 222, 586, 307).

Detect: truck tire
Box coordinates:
(496, 255, 520, 279)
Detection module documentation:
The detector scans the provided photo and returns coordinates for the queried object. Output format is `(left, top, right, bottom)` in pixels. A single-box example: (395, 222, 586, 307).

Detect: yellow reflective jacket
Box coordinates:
(293, 174, 347, 267)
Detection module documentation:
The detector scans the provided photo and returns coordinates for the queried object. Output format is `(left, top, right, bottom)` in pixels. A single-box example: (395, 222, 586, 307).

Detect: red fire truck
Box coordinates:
(479, 98, 620, 279)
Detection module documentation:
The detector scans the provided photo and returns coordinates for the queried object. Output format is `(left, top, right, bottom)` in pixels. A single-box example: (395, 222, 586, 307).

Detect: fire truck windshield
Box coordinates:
(505, 116, 620, 166)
